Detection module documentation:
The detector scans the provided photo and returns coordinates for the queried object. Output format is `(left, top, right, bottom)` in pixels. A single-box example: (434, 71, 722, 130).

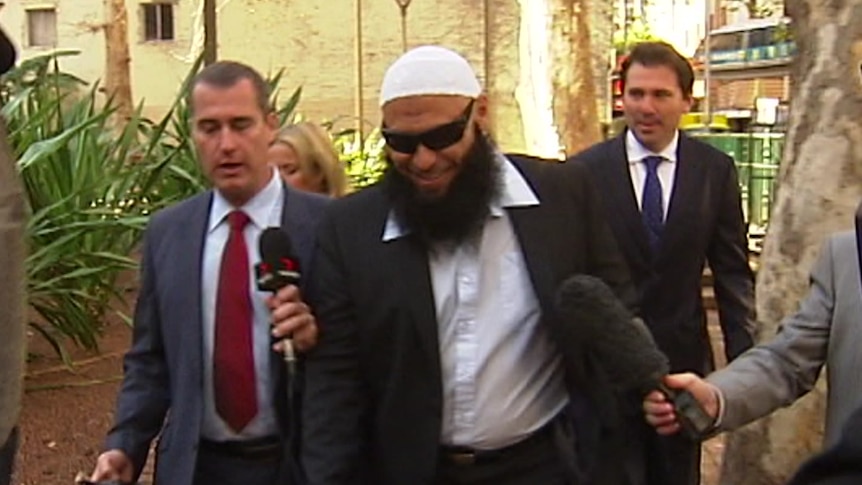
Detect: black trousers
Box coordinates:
(192, 438, 283, 485)
(644, 421, 701, 485)
(0, 427, 18, 485)
(435, 422, 570, 485)
(600, 413, 700, 485)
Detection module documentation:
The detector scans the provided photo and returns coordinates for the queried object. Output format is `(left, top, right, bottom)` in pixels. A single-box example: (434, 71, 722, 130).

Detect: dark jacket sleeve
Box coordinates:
(567, 160, 639, 313)
(302, 204, 369, 485)
(0, 27, 16, 75)
(707, 154, 756, 361)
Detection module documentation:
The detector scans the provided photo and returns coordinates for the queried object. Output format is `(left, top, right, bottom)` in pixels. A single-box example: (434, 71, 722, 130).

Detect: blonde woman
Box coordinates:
(268, 122, 348, 197)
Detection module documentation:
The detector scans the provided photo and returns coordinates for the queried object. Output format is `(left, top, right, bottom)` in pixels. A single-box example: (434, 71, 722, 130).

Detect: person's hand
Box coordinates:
(89, 449, 134, 483)
(266, 285, 318, 353)
(643, 373, 720, 435)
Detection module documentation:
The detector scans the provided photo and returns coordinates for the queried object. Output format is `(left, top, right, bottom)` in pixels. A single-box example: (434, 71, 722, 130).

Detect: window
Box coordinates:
(26, 8, 57, 47)
(710, 32, 744, 51)
(748, 28, 772, 49)
(142, 3, 174, 41)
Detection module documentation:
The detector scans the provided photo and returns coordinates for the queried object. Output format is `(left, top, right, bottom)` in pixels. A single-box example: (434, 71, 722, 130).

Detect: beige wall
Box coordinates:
(3, 0, 197, 120)
(1, 0, 611, 154)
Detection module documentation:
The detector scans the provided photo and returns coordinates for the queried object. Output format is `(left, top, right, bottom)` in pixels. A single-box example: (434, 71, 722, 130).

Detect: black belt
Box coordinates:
(439, 419, 556, 466)
(199, 435, 282, 462)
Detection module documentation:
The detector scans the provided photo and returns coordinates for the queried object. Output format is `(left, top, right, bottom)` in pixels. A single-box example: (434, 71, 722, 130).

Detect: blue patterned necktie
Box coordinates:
(641, 155, 664, 253)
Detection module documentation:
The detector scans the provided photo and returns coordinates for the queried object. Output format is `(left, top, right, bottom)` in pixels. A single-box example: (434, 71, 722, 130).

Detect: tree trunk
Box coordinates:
(203, 0, 217, 65)
(513, 0, 563, 159)
(719, 1, 862, 483)
(511, 0, 602, 159)
(550, 0, 602, 155)
(589, 0, 615, 130)
(104, 0, 133, 123)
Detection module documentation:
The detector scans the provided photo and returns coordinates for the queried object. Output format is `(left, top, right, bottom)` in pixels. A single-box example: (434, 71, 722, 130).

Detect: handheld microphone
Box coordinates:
(255, 227, 301, 377)
(555, 274, 715, 440)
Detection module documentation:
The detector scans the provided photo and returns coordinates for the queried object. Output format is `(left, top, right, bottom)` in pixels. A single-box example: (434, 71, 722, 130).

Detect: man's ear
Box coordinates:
(266, 112, 279, 142)
(474, 93, 490, 133)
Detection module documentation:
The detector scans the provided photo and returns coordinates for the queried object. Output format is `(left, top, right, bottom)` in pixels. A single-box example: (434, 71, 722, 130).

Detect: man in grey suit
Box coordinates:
(89, 61, 326, 485)
(643, 230, 862, 448)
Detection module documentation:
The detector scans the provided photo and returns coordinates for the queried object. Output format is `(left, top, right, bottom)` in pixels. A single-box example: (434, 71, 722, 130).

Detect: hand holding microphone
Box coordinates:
(643, 373, 721, 436)
(555, 274, 716, 440)
(256, 228, 318, 376)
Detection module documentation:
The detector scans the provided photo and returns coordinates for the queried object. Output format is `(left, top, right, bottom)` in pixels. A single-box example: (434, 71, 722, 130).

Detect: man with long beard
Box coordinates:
(301, 45, 637, 485)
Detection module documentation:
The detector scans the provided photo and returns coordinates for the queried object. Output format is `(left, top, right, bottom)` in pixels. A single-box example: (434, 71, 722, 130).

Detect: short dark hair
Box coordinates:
(187, 61, 272, 114)
(621, 42, 694, 98)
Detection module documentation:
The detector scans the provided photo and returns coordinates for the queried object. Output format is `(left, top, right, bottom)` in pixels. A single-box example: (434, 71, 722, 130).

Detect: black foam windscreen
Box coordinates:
(256, 227, 300, 293)
(259, 227, 296, 270)
(555, 274, 669, 394)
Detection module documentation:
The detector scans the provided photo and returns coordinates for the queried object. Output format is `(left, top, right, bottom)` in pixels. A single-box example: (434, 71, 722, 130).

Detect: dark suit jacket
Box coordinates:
(0, 27, 15, 75)
(787, 402, 862, 485)
(301, 155, 637, 485)
(572, 131, 755, 374)
(105, 185, 328, 485)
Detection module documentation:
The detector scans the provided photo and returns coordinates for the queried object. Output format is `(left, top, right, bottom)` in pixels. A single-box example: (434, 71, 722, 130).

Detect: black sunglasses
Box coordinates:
(381, 100, 475, 154)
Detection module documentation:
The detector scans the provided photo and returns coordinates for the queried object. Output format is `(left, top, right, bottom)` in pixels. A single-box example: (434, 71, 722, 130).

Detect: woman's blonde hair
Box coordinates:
(273, 122, 348, 197)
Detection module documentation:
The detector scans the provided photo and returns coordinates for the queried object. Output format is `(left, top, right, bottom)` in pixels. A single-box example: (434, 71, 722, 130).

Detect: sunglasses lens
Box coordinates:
(421, 121, 468, 150)
(382, 118, 469, 154)
(382, 132, 420, 154)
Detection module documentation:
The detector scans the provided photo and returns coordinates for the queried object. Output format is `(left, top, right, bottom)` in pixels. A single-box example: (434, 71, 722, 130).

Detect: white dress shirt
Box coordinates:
(200, 170, 283, 441)
(626, 129, 680, 219)
(383, 154, 569, 450)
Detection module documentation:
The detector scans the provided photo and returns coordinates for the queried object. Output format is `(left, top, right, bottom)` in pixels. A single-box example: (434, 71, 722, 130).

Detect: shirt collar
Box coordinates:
(209, 168, 281, 233)
(626, 128, 679, 165)
(381, 152, 540, 242)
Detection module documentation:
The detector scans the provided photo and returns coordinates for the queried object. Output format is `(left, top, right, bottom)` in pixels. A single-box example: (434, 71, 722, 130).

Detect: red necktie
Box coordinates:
(213, 210, 258, 432)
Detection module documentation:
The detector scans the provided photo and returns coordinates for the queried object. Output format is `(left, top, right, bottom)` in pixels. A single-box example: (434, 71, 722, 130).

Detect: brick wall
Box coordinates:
(2, 0, 614, 154)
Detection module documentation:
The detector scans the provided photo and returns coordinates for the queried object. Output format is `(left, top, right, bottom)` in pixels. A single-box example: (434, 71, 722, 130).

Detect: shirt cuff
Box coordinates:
(700, 384, 724, 441)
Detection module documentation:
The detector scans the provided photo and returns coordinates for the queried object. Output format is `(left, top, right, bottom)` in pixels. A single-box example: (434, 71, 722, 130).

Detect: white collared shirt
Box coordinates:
(200, 170, 283, 441)
(383, 154, 568, 450)
(626, 129, 679, 220)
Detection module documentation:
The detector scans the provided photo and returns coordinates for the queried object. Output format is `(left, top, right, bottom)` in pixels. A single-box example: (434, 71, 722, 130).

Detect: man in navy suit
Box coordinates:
(571, 42, 756, 485)
(89, 61, 327, 485)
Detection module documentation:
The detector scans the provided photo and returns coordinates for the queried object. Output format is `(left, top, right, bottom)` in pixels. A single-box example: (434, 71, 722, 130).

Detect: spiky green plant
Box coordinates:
(2, 51, 153, 361)
(1, 52, 303, 360)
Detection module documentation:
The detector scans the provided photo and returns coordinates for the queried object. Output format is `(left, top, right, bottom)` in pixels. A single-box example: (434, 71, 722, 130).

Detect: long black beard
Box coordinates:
(384, 131, 501, 247)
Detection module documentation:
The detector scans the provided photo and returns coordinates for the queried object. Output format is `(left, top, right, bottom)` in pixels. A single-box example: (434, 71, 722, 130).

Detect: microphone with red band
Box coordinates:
(256, 227, 301, 378)
(555, 274, 715, 440)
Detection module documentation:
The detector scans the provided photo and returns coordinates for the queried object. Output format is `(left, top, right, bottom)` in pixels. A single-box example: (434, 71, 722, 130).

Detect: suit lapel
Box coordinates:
(659, 134, 702, 262)
(178, 192, 212, 393)
(397, 236, 442, 374)
(373, 180, 442, 374)
(602, 135, 652, 270)
(507, 205, 555, 312)
(279, 184, 317, 271)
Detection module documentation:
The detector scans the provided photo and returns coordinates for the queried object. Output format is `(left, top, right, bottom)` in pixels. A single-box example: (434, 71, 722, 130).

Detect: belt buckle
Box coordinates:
(449, 451, 476, 466)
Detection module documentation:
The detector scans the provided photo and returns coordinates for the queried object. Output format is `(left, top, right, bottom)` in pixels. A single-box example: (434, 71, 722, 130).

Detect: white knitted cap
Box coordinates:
(379, 45, 482, 107)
